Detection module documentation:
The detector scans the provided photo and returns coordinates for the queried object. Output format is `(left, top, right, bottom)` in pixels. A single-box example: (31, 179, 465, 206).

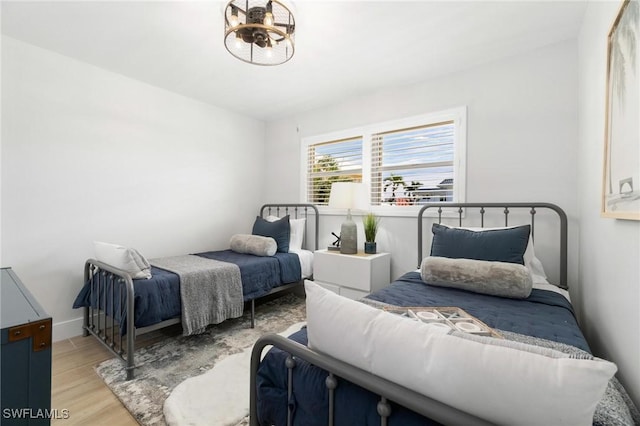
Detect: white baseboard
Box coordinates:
(53, 316, 85, 342)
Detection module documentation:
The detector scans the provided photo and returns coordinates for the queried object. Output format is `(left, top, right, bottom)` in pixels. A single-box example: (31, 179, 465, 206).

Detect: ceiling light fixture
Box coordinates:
(224, 0, 295, 66)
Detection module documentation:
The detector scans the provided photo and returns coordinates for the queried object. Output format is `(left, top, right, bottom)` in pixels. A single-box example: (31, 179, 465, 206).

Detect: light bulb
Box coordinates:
(265, 45, 273, 57)
(235, 33, 243, 50)
(229, 8, 239, 27)
(264, 12, 274, 26)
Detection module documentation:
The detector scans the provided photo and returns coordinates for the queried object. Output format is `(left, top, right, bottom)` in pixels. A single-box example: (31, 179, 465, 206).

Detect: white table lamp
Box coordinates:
(328, 182, 367, 254)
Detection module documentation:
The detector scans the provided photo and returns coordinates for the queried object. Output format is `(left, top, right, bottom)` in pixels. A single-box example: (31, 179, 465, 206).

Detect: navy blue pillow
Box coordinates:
(252, 215, 290, 253)
(430, 223, 530, 265)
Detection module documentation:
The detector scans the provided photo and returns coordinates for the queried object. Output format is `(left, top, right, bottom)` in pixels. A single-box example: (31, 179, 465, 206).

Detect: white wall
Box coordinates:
(265, 40, 579, 287)
(1, 37, 266, 340)
(577, 2, 640, 407)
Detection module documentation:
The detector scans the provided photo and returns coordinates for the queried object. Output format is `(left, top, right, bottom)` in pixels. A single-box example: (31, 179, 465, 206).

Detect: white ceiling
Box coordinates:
(1, 1, 587, 121)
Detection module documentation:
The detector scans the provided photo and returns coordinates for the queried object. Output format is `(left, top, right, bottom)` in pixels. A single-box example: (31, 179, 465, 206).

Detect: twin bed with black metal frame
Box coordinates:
(74, 203, 318, 380)
(249, 202, 638, 426)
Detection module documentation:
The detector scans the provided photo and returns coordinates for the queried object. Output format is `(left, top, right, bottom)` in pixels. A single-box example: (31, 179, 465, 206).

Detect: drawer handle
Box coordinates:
(39, 324, 46, 330)
(14, 330, 22, 336)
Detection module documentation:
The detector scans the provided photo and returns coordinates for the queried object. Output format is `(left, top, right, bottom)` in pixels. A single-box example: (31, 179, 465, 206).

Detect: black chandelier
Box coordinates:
(224, 0, 295, 66)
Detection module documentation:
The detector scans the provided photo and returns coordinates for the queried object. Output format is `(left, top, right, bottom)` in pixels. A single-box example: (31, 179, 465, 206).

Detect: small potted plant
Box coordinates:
(362, 212, 380, 254)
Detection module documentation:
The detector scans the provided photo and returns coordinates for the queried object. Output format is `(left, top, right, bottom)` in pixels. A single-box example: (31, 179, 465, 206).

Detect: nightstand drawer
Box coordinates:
(314, 250, 390, 293)
(314, 281, 340, 295)
(309, 280, 370, 301)
(340, 287, 369, 300)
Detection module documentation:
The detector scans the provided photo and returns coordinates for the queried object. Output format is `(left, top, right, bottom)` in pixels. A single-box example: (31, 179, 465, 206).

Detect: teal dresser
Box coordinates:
(1, 268, 52, 425)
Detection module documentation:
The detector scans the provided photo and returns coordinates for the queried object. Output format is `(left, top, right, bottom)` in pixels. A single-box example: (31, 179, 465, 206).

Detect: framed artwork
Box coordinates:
(602, 0, 639, 220)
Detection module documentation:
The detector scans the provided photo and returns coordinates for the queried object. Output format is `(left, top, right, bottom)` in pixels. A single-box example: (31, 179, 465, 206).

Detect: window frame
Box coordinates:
(300, 107, 467, 217)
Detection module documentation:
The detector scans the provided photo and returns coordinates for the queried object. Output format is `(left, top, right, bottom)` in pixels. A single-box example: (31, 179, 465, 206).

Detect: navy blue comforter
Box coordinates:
(256, 271, 590, 426)
(197, 250, 301, 301)
(368, 271, 588, 352)
(72, 250, 301, 330)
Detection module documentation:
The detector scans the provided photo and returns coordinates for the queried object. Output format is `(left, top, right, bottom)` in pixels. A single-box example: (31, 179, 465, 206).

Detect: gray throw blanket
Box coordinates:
(151, 255, 243, 336)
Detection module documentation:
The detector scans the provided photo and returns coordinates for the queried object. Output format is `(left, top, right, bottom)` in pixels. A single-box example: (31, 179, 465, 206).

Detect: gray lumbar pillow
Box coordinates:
(421, 256, 533, 299)
(230, 234, 277, 257)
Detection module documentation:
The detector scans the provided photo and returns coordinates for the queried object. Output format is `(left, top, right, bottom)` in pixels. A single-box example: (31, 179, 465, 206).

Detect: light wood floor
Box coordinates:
(51, 335, 137, 425)
(51, 329, 177, 426)
(52, 294, 301, 425)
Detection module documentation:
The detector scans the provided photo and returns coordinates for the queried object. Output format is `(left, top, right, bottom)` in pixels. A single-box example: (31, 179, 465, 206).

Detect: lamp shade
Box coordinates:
(328, 182, 368, 210)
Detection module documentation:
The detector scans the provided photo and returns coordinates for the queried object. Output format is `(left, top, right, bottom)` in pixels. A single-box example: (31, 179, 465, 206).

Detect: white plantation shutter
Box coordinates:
(306, 137, 363, 205)
(301, 107, 466, 211)
(371, 121, 455, 206)
(371, 134, 384, 205)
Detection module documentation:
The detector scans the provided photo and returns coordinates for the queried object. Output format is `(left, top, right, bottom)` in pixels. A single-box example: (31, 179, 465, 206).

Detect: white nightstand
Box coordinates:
(312, 249, 391, 300)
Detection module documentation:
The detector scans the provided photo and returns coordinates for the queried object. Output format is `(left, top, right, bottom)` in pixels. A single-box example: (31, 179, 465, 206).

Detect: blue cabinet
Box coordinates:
(1, 268, 52, 425)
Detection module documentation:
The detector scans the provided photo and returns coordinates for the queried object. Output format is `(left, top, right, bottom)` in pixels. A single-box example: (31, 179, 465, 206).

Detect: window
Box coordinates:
(371, 121, 455, 206)
(306, 136, 363, 205)
(301, 107, 466, 213)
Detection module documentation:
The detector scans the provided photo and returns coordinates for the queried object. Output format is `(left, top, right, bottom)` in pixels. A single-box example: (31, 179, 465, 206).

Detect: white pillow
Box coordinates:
(94, 241, 152, 279)
(266, 215, 306, 252)
(305, 281, 616, 425)
(289, 218, 306, 251)
(439, 224, 548, 282)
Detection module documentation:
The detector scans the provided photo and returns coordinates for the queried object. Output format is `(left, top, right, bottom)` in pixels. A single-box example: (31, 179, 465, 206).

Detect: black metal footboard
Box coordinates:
(249, 334, 494, 426)
(82, 259, 137, 380)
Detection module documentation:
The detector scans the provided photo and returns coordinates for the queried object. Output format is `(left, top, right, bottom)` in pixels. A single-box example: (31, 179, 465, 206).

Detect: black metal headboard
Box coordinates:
(417, 202, 568, 289)
(259, 203, 319, 251)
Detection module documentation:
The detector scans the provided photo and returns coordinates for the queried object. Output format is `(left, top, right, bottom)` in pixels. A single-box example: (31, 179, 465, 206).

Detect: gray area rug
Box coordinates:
(96, 293, 306, 426)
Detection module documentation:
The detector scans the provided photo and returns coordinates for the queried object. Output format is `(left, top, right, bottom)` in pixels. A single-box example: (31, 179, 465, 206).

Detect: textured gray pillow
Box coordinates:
(421, 256, 533, 299)
(230, 234, 277, 257)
